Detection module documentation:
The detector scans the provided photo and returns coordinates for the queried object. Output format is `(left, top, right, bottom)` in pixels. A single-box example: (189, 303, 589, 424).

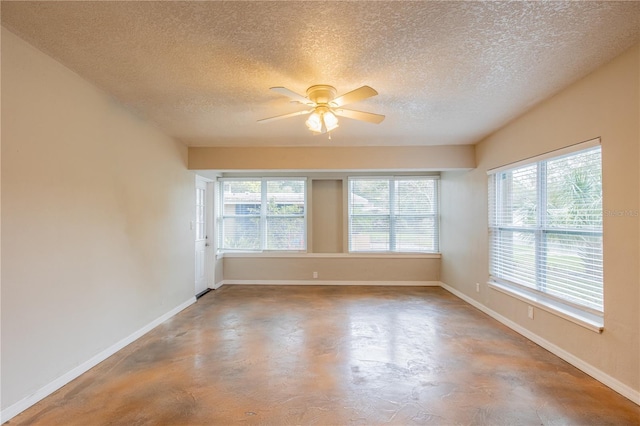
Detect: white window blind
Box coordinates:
(219, 178, 306, 251)
(348, 177, 439, 253)
(488, 145, 603, 312)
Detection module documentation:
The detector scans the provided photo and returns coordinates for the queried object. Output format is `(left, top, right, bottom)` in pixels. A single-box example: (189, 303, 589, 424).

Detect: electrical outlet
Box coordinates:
(476, 283, 480, 293)
(528, 306, 534, 319)
(313, 272, 318, 279)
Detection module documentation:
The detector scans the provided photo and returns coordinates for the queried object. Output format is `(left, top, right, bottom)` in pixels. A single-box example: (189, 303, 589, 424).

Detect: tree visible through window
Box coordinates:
(219, 178, 306, 251)
(488, 145, 603, 312)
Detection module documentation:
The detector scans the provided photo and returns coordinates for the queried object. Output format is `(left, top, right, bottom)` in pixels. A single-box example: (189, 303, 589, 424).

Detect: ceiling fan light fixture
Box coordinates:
(305, 111, 323, 133)
(323, 110, 339, 132)
(305, 106, 339, 134)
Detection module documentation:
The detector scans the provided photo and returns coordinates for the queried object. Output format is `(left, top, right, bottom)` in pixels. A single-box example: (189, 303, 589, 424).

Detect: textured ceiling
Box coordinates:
(2, 1, 639, 147)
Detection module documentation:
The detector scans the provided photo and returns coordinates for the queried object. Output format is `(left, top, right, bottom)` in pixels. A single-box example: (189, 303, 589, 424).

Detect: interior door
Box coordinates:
(194, 176, 209, 296)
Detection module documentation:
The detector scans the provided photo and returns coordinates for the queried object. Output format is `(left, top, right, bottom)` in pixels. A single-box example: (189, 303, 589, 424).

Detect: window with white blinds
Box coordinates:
(488, 145, 603, 312)
(348, 177, 439, 253)
(219, 178, 306, 251)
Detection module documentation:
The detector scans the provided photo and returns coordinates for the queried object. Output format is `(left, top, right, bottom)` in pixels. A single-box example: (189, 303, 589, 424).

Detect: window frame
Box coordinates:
(347, 176, 440, 254)
(487, 139, 603, 331)
(218, 177, 307, 252)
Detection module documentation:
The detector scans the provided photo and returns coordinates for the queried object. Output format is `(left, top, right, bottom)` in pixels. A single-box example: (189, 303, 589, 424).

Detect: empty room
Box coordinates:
(1, 2, 639, 425)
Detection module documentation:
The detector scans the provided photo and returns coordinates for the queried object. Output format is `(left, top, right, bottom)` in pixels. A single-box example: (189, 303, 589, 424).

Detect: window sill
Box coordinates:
(488, 281, 604, 333)
(218, 252, 441, 259)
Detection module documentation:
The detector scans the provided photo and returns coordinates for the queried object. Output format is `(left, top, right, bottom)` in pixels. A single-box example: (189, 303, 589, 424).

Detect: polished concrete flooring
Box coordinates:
(8, 286, 640, 425)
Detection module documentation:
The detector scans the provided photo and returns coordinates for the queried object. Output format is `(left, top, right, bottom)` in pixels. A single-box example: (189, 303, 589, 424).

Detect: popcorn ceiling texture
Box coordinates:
(2, 1, 638, 147)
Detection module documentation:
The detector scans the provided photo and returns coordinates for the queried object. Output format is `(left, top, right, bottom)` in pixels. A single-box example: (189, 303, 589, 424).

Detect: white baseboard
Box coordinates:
(211, 281, 224, 290)
(0, 297, 197, 424)
(439, 281, 640, 406)
(221, 279, 440, 287)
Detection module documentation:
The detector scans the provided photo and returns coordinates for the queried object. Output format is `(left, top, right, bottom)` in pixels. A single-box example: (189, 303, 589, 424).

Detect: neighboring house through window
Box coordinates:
(219, 178, 306, 251)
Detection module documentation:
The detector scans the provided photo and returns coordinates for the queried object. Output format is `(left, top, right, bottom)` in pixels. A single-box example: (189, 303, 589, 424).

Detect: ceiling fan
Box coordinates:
(258, 85, 385, 135)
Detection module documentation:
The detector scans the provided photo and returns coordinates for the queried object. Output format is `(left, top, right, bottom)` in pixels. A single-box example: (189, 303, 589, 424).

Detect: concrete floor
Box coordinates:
(7, 285, 640, 425)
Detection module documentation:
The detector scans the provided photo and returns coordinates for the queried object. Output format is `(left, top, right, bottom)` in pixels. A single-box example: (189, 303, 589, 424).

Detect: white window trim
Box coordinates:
(487, 138, 603, 330)
(347, 176, 440, 254)
(487, 137, 600, 175)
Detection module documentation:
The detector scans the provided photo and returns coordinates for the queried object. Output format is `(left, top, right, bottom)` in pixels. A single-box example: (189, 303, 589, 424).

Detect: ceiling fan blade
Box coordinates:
(331, 86, 378, 107)
(270, 87, 315, 106)
(257, 109, 311, 123)
(334, 108, 385, 124)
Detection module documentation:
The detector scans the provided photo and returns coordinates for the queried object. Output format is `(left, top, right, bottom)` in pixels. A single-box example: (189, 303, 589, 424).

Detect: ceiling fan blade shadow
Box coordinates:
(270, 87, 315, 106)
(257, 109, 311, 123)
(331, 86, 378, 107)
(334, 108, 385, 124)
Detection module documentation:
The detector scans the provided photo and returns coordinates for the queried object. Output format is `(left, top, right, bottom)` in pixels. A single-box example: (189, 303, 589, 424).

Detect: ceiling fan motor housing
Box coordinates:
(306, 85, 337, 105)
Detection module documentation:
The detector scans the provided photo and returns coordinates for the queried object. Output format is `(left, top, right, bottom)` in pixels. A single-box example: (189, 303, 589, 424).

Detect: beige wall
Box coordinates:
(441, 43, 639, 395)
(189, 145, 475, 171)
(311, 179, 343, 253)
(1, 28, 195, 410)
(223, 255, 440, 283)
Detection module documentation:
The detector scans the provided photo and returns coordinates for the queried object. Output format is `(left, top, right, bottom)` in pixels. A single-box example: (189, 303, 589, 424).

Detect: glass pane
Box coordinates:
(223, 180, 261, 215)
(396, 179, 435, 215)
(350, 216, 390, 251)
(544, 232, 603, 310)
(395, 216, 437, 252)
(222, 217, 260, 250)
(196, 206, 205, 240)
(196, 188, 204, 205)
(490, 229, 536, 288)
(350, 180, 389, 215)
(196, 187, 206, 240)
(498, 165, 537, 227)
(266, 180, 305, 215)
(266, 217, 305, 250)
(546, 148, 602, 229)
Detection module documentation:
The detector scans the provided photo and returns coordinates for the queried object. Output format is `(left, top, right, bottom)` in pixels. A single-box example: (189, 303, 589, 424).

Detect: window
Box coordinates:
(488, 144, 603, 312)
(219, 178, 306, 251)
(348, 177, 439, 252)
